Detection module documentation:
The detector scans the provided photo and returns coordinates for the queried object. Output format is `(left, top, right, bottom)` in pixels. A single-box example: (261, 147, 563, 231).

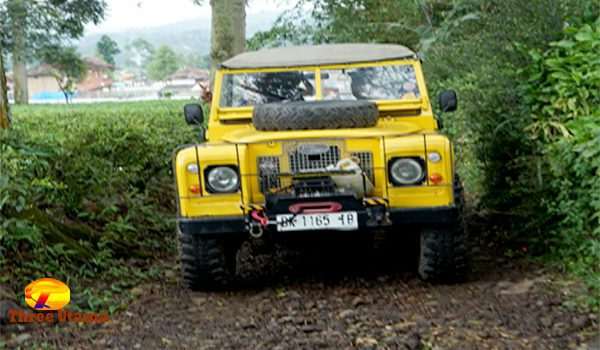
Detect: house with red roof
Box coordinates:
(78, 57, 114, 93)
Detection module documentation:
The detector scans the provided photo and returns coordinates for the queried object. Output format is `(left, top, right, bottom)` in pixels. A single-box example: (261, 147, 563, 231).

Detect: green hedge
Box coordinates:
(0, 101, 197, 310)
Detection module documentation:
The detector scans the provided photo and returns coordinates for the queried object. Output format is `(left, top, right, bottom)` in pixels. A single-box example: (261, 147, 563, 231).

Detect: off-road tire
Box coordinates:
(417, 177, 468, 282)
(253, 100, 379, 131)
(179, 229, 238, 290)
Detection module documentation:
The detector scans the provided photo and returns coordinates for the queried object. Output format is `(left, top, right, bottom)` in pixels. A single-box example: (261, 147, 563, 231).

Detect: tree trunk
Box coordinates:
(229, 0, 246, 56)
(209, 0, 246, 79)
(0, 50, 10, 129)
(10, 0, 29, 105)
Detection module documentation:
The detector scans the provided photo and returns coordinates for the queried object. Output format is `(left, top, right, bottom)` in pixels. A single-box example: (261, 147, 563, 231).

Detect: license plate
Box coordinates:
(276, 212, 358, 232)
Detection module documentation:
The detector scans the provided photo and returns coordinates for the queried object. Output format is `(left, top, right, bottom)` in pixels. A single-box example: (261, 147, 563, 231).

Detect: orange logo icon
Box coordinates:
(24, 278, 70, 311)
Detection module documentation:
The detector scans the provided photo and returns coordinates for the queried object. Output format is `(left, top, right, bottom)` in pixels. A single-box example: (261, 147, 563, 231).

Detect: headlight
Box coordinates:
(206, 166, 240, 193)
(389, 158, 425, 185)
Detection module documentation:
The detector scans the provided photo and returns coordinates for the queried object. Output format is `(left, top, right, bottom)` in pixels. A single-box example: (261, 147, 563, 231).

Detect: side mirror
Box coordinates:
(184, 104, 204, 126)
(438, 90, 457, 112)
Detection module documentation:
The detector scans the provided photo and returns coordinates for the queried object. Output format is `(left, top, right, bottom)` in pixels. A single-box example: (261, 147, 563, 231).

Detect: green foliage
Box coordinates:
(544, 117, 600, 307)
(147, 45, 180, 81)
(96, 34, 121, 66)
(423, 0, 586, 209)
(524, 19, 600, 143)
(426, 9, 599, 309)
(522, 19, 600, 308)
(0, 101, 197, 310)
(0, 0, 106, 55)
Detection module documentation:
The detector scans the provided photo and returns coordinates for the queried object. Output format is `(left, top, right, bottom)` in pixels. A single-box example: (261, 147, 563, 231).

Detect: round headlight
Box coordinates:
(390, 158, 424, 185)
(206, 166, 239, 193)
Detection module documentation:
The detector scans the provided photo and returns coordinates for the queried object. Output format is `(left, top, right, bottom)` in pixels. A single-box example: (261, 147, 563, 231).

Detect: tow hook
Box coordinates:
(249, 223, 264, 239)
(249, 210, 269, 239)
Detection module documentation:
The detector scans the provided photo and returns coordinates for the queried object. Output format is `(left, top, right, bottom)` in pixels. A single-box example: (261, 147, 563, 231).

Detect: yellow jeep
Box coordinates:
(174, 44, 467, 289)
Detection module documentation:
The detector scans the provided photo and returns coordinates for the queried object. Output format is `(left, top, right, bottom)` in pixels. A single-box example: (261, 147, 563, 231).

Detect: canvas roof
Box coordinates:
(221, 44, 416, 69)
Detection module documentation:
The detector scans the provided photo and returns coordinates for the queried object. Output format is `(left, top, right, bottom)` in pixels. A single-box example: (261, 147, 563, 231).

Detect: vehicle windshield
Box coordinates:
(219, 63, 420, 108)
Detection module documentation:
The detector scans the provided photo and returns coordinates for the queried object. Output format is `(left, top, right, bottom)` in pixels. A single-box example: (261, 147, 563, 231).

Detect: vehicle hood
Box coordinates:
(221, 123, 422, 144)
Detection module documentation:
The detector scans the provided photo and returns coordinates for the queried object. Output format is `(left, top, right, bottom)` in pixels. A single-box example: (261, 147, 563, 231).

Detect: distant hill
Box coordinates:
(78, 11, 279, 68)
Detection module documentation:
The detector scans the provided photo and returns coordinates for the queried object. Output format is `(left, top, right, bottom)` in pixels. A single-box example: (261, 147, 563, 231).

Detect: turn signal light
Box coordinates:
(429, 173, 443, 184)
(189, 185, 202, 194)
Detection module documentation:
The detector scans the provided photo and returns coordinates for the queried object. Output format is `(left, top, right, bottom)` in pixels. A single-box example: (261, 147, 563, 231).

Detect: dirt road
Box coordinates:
(2, 232, 598, 349)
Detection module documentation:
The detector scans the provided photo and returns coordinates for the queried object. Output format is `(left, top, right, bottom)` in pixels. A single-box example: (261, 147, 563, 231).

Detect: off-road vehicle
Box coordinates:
(174, 44, 467, 289)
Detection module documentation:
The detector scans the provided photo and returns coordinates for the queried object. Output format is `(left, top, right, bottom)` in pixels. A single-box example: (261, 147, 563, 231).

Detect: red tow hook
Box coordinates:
(251, 210, 269, 227)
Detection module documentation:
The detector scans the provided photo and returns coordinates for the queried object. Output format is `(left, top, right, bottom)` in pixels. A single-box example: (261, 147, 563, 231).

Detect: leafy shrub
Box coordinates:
(0, 101, 197, 309)
(525, 19, 600, 142)
(544, 117, 600, 305)
(523, 18, 600, 307)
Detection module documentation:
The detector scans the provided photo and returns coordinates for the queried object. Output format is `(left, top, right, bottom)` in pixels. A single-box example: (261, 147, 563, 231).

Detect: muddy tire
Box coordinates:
(417, 178, 468, 282)
(253, 100, 379, 131)
(179, 230, 238, 290)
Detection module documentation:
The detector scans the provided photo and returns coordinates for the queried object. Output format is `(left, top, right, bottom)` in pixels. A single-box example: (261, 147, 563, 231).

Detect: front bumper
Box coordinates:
(178, 203, 458, 238)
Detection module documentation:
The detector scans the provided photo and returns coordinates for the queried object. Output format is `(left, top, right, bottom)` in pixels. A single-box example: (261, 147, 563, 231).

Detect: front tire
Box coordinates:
(417, 225, 467, 282)
(179, 230, 238, 290)
(417, 178, 468, 282)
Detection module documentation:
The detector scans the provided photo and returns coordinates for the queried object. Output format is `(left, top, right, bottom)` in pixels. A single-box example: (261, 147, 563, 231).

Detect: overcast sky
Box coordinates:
(86, 0, 293, 34)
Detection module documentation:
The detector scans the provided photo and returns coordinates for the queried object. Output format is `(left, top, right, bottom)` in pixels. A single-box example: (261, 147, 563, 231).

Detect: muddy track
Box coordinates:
(2, 231, 598, 350)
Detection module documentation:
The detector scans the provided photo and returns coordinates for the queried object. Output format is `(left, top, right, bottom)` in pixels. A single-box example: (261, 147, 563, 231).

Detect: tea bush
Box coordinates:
(0, 101, 197, 310)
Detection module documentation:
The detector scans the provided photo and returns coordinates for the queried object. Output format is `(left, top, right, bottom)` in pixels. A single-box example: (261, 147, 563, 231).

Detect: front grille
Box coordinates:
(257, 143, 375, 195)
(289, 145, 340, 174)
(258, 156, 281, 193)
(352, 151, 374, 184)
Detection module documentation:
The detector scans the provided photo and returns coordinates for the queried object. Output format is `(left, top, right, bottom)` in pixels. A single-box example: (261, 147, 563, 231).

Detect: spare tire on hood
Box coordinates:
(252, 100, 379, 131)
